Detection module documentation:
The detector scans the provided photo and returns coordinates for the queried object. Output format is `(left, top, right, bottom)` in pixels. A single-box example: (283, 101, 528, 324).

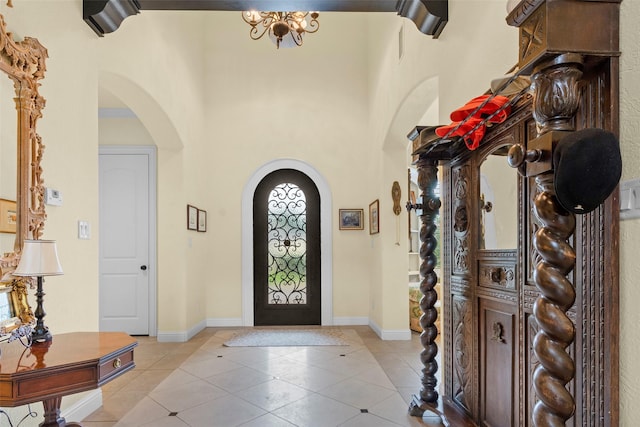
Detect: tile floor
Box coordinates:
(82, 326, 442, 427)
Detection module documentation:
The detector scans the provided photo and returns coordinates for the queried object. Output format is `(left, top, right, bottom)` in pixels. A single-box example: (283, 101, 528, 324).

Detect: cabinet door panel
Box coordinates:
(480, 298, 516, 427)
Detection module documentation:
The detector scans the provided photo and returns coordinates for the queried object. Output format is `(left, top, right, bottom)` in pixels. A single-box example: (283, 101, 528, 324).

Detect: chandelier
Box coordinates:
(242, 11, 320, 49)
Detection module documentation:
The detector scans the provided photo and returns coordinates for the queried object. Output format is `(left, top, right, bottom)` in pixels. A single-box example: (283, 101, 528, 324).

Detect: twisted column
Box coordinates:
(531, 173, 576, 426)
(508, 54, 582, 426)
(409, 158, 442, 417)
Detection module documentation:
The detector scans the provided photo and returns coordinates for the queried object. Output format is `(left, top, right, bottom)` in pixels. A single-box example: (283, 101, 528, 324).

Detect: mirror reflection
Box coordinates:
(479, 146, 518, 250)
(0, 74, 17, 255)
(0, 286, 13, 320)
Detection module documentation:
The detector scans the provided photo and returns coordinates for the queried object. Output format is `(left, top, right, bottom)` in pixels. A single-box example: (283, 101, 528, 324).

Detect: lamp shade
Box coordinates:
(13, 240, 63, 276)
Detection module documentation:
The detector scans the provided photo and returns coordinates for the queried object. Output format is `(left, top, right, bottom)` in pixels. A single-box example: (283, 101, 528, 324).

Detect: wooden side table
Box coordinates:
(0, 332, 137, 427)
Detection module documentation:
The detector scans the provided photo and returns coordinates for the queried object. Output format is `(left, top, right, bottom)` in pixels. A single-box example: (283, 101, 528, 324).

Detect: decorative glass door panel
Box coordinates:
(267, 182, 307, 305)
(254, 169, 320, 325)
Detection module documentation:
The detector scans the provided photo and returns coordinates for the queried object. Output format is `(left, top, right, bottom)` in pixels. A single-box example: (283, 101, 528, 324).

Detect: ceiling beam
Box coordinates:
(140, 1, 398, 11)
(84, 0, 447, 39)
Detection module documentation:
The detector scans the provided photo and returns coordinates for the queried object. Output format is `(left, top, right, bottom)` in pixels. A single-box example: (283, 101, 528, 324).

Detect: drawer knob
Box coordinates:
(113, 358, 122, 369)
(490, 268, 504, 283)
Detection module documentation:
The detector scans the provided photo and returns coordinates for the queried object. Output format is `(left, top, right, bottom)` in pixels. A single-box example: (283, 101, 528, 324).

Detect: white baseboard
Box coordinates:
(157, 320, 206, 342)
(207, 317, 244, 327)
(157, 331, 187, 342)
(206, 317, 370, 327)
(369, 319, 411, 341)
(63, 389, 102, 423)
(187, 320, 207, 340)
(369, 319, 383, 338)
(333, 316, 369, 326)
(380, 329, 412, 340)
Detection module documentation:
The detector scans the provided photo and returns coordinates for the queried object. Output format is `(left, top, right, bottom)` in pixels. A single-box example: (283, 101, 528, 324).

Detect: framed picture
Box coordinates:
(369, 199, 380, 235)
(338, 209, 364, 230)
(197, 209, 207, 232)
(187, 204, 198, 230)
(0, 199, 16, 234)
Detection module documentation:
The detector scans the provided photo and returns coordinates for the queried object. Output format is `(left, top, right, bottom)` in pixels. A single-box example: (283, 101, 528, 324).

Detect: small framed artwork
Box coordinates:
(187, 204, 198, 231)
(197, 209, 207, 232)
(369, 199, 380, 235)
(338, 209, 364, 230)
(0, 199, 17, 234)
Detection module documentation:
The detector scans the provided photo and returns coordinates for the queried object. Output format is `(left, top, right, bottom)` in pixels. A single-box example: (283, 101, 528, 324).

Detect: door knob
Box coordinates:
(140, 265, 147, 271)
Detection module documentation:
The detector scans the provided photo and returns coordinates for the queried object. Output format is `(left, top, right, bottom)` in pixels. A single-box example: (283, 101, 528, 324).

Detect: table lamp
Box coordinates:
(13, 240, 63, 343)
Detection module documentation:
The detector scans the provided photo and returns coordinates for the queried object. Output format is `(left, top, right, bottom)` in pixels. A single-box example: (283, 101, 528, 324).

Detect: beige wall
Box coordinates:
(0, 0, 637, 424)
(0, 1, 100, 422)
(96, 10, 208, 334)
(619, 0, 639, 423)
(201, 12, 373, 324)
(2, 0, 101, 335)
(365, 2, 517, 332)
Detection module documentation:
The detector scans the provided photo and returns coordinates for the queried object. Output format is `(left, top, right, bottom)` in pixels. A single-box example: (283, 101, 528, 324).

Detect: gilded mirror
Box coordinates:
(479, 145, 518, 250)
(0, 13, 48, 335)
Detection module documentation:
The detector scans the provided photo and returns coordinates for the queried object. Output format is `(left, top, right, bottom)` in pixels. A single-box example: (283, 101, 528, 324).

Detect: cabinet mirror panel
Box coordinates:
(479, 146, 517, 250)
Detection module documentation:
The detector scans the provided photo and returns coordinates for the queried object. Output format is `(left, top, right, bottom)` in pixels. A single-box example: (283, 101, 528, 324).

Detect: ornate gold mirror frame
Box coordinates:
(0, 13, 48, 334)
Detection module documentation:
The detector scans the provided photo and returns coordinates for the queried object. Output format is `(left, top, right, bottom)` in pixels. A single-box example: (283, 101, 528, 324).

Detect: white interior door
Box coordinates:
(99, 147, 156, 335)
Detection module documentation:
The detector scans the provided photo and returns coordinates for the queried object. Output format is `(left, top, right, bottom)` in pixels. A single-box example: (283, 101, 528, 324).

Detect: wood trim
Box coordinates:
(83, 0, 448, 37)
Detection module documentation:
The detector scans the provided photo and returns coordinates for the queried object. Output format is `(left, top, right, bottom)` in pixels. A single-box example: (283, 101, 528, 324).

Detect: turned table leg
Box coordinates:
(41, 397, 82, 427)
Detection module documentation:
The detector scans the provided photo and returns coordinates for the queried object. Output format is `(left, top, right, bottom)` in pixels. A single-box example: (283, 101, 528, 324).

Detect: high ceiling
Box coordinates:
(83, 0, 448, 37)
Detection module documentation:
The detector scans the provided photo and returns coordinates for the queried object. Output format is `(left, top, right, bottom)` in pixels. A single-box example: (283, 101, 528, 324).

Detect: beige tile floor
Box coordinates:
(82, 326, 442, 427)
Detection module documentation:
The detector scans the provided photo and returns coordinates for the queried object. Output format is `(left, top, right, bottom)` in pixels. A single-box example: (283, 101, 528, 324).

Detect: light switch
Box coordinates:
(78, 220, 91, 239)
(620, 179, 640, 220)
(620, 188, 632, 211)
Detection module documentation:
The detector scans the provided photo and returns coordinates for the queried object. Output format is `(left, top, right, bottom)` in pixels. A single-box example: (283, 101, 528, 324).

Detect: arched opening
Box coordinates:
(242, 159, 333, 326)
(253, 169, 321, 325)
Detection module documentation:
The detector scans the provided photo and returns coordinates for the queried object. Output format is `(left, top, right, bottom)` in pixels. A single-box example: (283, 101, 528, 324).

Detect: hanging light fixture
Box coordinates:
(242, 11, 319, 49)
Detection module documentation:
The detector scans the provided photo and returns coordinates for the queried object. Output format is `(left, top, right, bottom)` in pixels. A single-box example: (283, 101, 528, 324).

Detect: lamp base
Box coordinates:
(32, 326, 52, 343)
(33, 276, 52, 343)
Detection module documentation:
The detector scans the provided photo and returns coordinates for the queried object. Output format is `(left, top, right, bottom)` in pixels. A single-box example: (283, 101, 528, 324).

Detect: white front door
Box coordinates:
(99, 146, 156, 335)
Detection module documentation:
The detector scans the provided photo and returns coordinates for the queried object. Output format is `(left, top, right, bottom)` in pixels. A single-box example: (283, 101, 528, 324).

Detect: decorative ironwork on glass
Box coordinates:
(267, 182, 307, 304)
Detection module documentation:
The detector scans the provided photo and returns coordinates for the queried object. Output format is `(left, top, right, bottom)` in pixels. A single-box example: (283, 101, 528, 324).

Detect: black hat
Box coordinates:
(553, 128, 622, 214)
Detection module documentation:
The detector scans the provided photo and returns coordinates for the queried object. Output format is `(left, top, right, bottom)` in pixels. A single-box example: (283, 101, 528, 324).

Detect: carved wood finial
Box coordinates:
(531, 54, 584, 135)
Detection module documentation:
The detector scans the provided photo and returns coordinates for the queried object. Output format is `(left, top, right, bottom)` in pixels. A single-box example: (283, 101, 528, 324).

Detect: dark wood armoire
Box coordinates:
(408, 1, 620, 426)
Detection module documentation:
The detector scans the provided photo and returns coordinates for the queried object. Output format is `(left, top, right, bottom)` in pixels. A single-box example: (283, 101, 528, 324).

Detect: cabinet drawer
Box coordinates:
(479, 262, 516, 290)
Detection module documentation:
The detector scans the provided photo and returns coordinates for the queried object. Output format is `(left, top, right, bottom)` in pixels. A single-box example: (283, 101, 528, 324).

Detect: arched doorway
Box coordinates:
(241, 159, 333, 326)
(253, 169, 321, 325)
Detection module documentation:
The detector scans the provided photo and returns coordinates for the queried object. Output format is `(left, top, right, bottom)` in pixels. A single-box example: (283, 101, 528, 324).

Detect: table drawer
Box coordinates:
(98, 348, 134, 384)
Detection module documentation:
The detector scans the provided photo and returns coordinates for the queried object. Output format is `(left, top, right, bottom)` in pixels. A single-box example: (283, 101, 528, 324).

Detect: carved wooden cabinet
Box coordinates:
(433, 72, 617, 426)
(439, 103, 531, 426)
(406, 1, 620, 425)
